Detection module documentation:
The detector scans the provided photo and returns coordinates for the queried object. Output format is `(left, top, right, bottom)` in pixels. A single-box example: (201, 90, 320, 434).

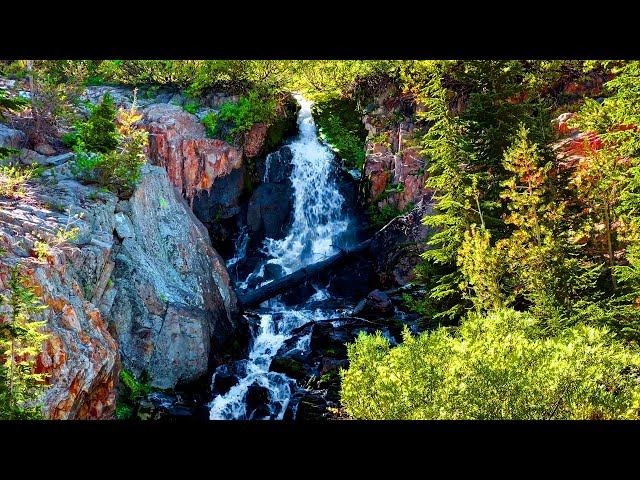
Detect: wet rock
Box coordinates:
(135, 392, 199, 420)
(192, 164, 246, 222)
(278, 281, 317, 306)
(246, 183, 293, 241)
(212, 364, 239, 396)
(352, 289, 394, 318)
(270, 358, 309, 380)
(246, 384, 271, 418)
(319, 255, 376, 302)
(264, 262, 286, 281)
(257, 146, 294, 184)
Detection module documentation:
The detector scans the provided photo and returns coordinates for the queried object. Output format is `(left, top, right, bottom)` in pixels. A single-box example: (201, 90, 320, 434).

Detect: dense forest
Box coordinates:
(2, 60, 640, 420)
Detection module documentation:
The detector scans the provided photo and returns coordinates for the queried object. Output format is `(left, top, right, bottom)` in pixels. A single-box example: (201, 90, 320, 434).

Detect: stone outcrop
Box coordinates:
(359, 92, 435, 288)
(142, 104, 247, 225)
(0, 177, 120, 419)
(0, 123, 26, 150)
(108, 164, 240, 389)
(368, 199, 434, 288)
(352, 289, 394, 318)
(0, 158, 241, 417)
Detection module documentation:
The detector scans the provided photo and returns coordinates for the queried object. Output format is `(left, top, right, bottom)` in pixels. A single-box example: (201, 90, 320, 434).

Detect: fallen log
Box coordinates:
(236, 238, 372, 309)
(235, 206, 413, 309)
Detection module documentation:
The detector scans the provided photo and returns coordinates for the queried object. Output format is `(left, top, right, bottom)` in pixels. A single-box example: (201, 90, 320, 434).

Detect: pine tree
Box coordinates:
(418, 65, 473, 322)
(0, 265, 49, 420)
(76, 92, 119, 153)
(457, 226, 509, 313)
(497, 125, 569, 320)
(416, 61, 556, 323)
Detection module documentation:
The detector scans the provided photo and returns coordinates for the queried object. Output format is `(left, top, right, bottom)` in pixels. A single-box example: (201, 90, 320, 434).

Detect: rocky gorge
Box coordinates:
(0, 76, 476, 420)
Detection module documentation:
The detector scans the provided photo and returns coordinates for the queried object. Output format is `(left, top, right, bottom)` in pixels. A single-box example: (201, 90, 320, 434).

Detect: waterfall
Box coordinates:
(209, 94, 350, 420)
(263, 94, 349, 274)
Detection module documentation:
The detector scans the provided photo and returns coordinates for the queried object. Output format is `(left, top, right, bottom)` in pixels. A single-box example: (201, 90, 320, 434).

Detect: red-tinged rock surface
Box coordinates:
(359, 92, 436, 287)
(142, 104, 245, 204)
(363, 142, 430, 212)
(0, 161, 243, 417)
(0, 180, 120, 419)
(243, 123, 269, 158)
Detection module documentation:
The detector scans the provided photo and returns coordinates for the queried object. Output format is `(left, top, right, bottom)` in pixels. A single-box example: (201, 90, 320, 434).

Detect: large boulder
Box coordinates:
(108, 164, 240, 389)
(142, 103, 246, 222)
(352, 289, 394, 318)
(0, 123, 26, 150)
(0, 163, 242, 417)
(246, 183, 293, 241)
(257, 145, 294, 184)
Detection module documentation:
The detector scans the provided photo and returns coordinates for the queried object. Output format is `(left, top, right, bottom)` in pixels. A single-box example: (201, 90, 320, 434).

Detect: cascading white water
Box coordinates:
(263, 94, 349, 274)
(209, 94, 350, 420)
(226, 226, 249, 270)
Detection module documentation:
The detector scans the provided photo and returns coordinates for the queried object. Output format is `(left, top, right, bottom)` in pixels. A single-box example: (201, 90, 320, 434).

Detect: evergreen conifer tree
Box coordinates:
(0, 265, 49, 420)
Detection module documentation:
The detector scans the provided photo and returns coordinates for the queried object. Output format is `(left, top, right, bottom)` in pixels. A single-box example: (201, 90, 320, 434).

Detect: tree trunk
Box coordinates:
(9, 338, 15, 410)
(604, 202, 616, 290)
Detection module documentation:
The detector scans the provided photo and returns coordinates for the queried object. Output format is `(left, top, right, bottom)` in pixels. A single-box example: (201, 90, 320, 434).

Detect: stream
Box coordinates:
(208, 94, 355, 420)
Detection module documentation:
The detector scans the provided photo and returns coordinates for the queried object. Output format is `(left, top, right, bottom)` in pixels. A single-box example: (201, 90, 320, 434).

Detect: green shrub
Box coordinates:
(75, 92, 119, 153)
(0, 164, 39, 198)
(312, 97, 367, 171)
(182, 102, 198, 114)
(341, 308, 640, 419)
(62, 131, 79, 148)
(72, 97, 148, 198)
(366, 203, 402, 228)
(201, 90, 276, 143)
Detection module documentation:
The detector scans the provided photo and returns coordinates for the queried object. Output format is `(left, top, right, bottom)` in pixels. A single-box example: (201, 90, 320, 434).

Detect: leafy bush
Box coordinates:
(72, 94, 148, 198)
(201, 90, 276, 143)
(75, 92, 119, 153)
(62, 131, 79, 148)
(341, 308, 640, 419)
(0, 164, 39, 198)
(312, 97, 367, 171)
(366, 203, 402, 228)
(182, 102, 198, 114)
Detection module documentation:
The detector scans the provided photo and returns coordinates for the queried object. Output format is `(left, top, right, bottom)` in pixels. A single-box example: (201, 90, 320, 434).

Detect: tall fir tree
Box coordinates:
(0, 265, 49, 420)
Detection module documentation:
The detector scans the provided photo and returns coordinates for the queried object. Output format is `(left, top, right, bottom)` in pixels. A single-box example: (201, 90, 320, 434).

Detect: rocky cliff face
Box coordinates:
(108, 165, 240, 389)
(0, 175, 120, 419)
(361, 91, 432, 214)
(359, 90, 434, 287)
(0, 155, 241, 417)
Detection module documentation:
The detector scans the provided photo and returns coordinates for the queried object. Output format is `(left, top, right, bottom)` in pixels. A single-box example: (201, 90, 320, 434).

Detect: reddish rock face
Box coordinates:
(0, 181, 120, 420)
(364, 143, 429, 212)
(243, 123, 269, 158)
(142, 104, 245, 205)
